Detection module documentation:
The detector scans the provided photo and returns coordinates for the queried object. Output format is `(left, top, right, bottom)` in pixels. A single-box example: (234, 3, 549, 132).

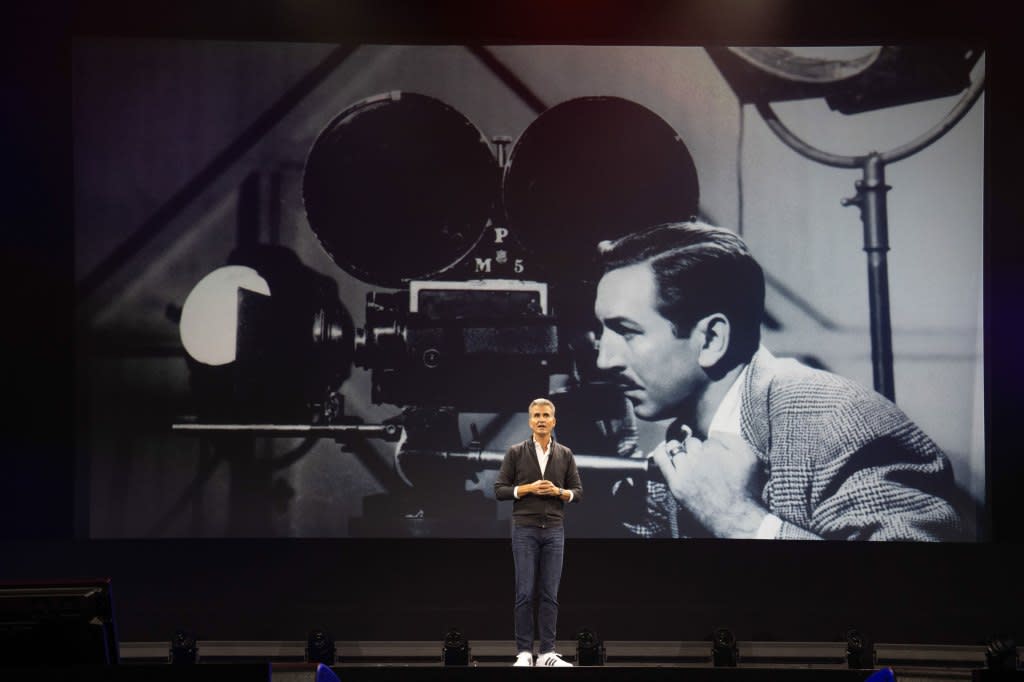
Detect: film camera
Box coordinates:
(177, 92, 701, 535)
(302, 92, 699, 413)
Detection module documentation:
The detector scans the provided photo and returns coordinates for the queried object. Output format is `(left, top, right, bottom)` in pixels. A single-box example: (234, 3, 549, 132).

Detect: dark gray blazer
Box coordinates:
(494, 438, 583, 528)
(741, 348, 961, 540)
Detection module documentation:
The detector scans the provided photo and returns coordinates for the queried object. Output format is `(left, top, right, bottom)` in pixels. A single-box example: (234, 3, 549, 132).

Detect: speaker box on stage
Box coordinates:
(0, 579, 119, 666)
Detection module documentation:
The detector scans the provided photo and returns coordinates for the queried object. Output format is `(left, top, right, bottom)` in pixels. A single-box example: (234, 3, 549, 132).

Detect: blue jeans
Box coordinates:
(511, 524, 565, 654)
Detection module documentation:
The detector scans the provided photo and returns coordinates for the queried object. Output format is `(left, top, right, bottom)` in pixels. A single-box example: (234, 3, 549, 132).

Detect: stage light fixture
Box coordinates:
(846, 628, 876, 669)
(711, 627, 739, 667)
(272, 663, 341, 682)
(985, 635, 1019, 671)
(442, 628, 471, 666)
(313, 663, 342, 682)
(575, 628, 606, 666)
(169, 629, 199, 664)
(305, 629, 337, 666)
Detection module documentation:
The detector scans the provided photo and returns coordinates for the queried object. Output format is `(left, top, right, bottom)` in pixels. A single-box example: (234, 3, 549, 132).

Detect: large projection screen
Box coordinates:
(74, 41, 985, 541)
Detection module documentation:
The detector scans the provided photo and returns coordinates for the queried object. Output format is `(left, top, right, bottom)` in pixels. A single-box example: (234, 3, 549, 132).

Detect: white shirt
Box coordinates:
(704, 363, 782, 540)
(534, 436, 552, 476)
(513, 438, 573, 502)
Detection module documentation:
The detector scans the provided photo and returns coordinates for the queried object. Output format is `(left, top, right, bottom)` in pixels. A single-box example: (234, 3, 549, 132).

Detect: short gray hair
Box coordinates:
(528, 398, 555, 415)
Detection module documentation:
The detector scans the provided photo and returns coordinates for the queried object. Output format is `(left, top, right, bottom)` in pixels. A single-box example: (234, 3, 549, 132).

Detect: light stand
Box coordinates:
(712, 46, 985, 401)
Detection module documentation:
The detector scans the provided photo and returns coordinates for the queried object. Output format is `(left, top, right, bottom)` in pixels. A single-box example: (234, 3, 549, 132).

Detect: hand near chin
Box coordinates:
(651, 432, 768, 538)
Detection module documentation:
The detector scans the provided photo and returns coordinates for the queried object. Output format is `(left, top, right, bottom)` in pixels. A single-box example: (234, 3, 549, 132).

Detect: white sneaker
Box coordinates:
(514, 651, 534, 667)
(536, 652, 573, 667)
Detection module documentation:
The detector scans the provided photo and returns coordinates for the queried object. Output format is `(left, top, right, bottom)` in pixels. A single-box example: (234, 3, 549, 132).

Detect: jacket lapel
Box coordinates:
(525, 439, 542, 479)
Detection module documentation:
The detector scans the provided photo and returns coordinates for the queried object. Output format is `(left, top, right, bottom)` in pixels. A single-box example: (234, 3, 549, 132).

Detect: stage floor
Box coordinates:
(113, 640, 989, 681)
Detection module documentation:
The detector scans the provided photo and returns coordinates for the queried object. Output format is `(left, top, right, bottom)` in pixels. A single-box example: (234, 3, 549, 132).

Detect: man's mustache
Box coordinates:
(596, 374, 642, 391)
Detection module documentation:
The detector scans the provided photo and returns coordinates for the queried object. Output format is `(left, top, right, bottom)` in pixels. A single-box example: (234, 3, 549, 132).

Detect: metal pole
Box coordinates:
(843, 153, 895, 401)
(755, 61, 984, 402)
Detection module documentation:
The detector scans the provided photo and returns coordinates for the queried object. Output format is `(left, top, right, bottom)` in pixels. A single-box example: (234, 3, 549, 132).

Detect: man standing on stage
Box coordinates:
(593, 221, 961, 541)
(495, 398, 583, 667)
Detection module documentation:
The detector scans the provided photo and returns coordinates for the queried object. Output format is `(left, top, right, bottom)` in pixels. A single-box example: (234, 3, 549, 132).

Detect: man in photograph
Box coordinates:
(494, 398, 583, 666)
(593, 221, 961, 541)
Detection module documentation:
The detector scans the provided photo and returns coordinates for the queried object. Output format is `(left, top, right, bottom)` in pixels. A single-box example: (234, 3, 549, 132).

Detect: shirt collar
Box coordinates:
(707, 363, 750, 436)
(532, 437, 553, 456)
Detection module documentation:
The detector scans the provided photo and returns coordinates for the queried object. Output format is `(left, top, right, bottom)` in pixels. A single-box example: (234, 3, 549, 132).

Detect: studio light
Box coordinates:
(169, 629, 198, 664)
(576, 628, 606, 666)
(442, 628, 471, 666)
(707, 46, 982, 115)
(305, 629, 337, 666)
(985, 635, 1019, 671)
(846, 628, 876, 669)
(707, 45, 985, 402)
(711, 628, 739, 667)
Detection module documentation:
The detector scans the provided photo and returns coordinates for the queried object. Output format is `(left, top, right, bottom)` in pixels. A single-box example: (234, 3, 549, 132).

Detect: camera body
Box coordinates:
(357, 280, 558, 411)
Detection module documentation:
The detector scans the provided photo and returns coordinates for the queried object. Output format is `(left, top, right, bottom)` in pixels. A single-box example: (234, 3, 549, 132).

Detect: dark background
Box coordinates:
(3, 0, 1022, 645)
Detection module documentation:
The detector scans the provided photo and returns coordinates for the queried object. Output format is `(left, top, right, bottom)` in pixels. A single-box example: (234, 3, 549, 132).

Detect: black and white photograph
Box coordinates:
(9, 0, 1024, 673)
(74, 41, 985, 541)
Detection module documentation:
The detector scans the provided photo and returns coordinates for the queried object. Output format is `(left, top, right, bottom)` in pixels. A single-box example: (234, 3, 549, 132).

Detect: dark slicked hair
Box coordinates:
(597, 221, 765, 364)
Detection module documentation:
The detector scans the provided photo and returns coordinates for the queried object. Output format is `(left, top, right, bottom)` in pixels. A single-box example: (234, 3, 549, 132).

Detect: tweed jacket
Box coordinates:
(737, 348, 961, 541)
(495, 438, 583, 528)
